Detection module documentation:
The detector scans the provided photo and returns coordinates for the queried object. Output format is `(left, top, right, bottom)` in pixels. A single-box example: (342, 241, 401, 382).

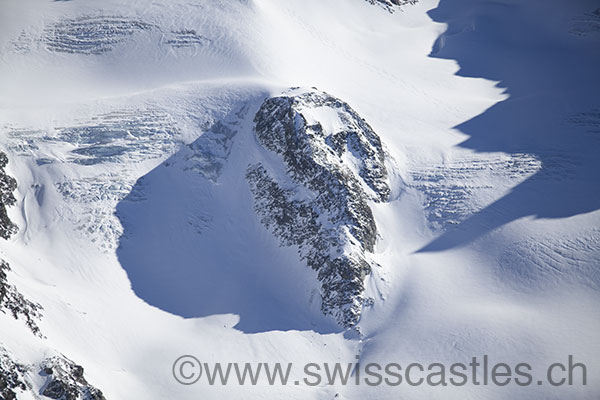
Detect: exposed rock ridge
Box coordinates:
(0, 152, 18, 239)
(366, 0, 419, 13)
(1, 152, 43, 337)
(0, 348, 30, 400)
(247, 89, 390, 327)
(0, 349, 107, 400)
(40, 356, 107, 400)
(1, 155, 105, 399)
(0, 260, 43, 337)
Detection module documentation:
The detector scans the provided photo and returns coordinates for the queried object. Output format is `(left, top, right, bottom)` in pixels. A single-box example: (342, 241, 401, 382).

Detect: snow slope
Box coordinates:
(1, 0, 599, 399)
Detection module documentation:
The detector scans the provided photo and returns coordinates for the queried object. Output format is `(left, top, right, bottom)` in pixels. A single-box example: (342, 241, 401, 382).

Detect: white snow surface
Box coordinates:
(1, 0, 599, 399)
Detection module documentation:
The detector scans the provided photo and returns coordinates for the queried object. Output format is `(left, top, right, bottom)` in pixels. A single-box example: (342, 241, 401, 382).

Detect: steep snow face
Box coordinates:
(248, 89, 391, 327)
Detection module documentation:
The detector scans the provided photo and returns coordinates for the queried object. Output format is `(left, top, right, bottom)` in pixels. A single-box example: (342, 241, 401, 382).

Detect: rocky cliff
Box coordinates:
(247, 89, 391, 327)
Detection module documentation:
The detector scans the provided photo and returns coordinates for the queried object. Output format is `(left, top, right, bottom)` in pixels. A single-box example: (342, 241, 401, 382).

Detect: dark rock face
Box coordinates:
(0, 152, 18, 240)
(247, 89, 390, 327)
(0, 350, 106, 400)
(0, 152, 43, 337)
(0, 153, 103, 399)
(0, 260, 43, 337)
(0, 350, 28, 400)
(40, 356, 106, 400)
(366, 0, 419, 13)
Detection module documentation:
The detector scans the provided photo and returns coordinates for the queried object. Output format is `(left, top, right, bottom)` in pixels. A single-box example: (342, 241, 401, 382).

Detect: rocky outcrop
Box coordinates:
(40, 356, 106, 400)
(366, 0, 419, 13)
(0, 349, 29, 400)
(0, 349, 106, 400)
(0, 260, 43, 337)
(0, 152, 18, 240)
(0, 152, 43, 337)
(247, 89, 390, 327)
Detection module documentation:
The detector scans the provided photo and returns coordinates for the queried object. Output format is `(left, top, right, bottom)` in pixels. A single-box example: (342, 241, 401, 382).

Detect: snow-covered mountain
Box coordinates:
(1, 0, 599, 399)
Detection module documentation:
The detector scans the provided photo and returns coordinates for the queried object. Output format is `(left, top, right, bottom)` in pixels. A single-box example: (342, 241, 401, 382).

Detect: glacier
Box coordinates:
(1, 0, 599, 399)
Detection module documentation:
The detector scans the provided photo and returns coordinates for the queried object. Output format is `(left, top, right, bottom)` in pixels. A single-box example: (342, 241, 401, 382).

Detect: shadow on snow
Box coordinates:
(115, 105, 341, 334)
(419, 0, 600, 252)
